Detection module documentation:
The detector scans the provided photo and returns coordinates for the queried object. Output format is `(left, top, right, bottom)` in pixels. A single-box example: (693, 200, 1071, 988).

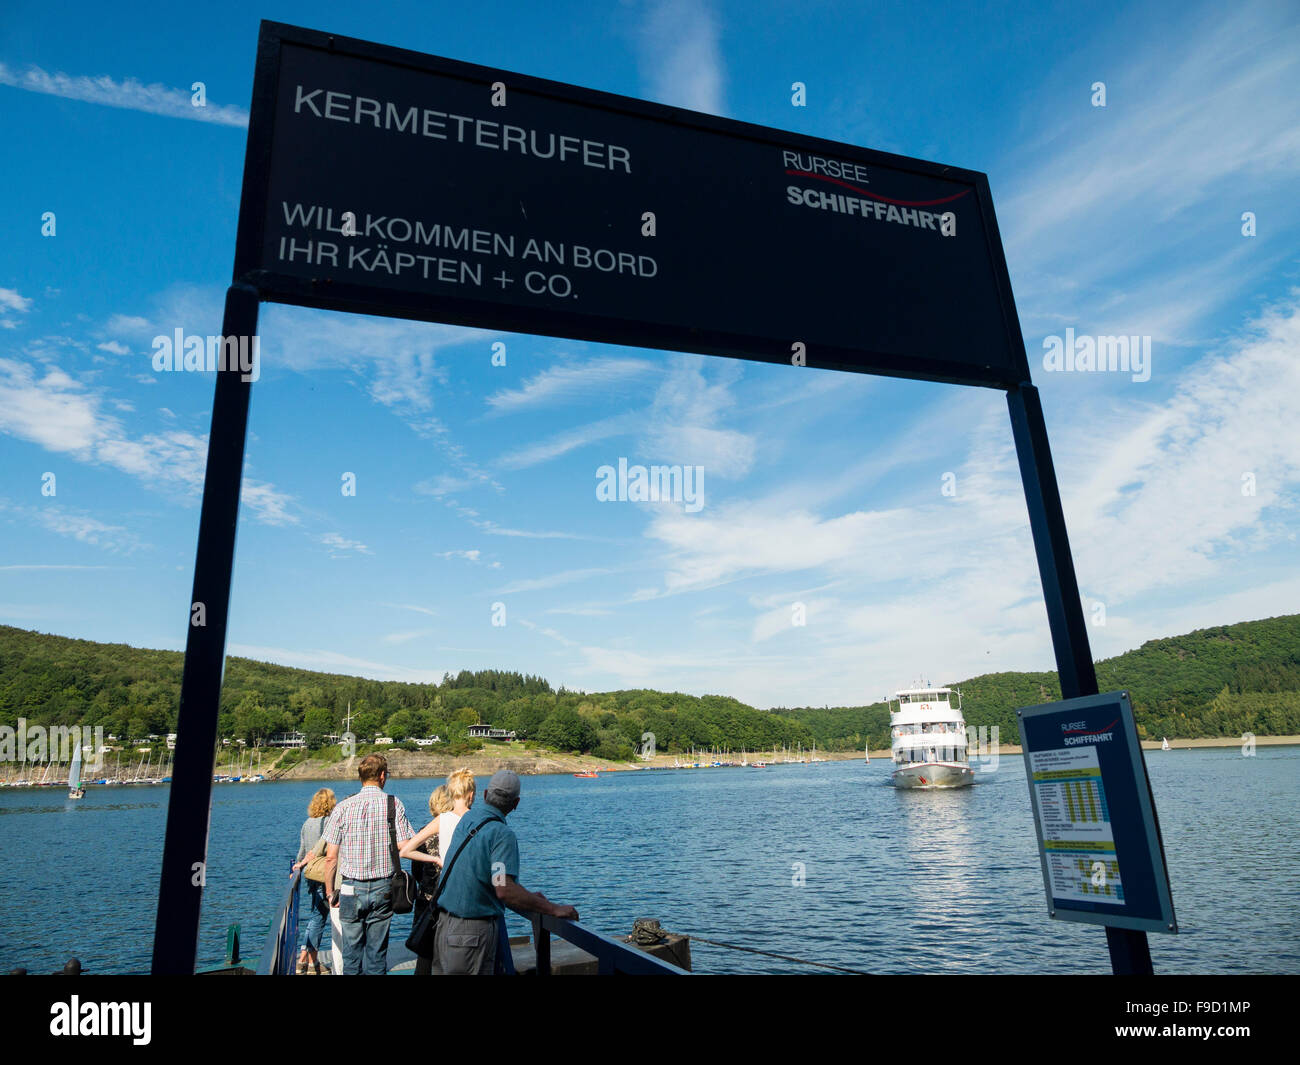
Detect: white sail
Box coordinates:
(68, 744, 83, 796)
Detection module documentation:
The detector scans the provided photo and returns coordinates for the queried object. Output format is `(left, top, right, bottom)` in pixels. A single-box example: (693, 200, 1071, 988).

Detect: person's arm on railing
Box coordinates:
(495, 875, 577, 920)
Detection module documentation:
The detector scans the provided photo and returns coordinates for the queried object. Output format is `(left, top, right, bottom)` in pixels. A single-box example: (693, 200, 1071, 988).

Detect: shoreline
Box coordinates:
(1, 734, 1292, 786)
(264, 733, 1298, 779)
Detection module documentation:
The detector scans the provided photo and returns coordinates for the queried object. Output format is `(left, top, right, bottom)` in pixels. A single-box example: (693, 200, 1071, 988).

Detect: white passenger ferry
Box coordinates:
(888, 686, 974, 788)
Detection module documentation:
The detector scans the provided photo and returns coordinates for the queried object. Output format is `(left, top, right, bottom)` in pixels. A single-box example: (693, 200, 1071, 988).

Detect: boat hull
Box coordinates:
(891, 763, 974, 789)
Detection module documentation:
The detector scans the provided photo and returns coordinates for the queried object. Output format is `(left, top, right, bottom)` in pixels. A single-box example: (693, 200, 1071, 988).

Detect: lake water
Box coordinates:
(1, 745, 1296, 974)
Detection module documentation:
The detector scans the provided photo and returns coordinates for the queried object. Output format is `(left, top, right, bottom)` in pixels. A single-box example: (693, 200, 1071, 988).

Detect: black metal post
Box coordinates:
(151, 283, 259, 974)
(532, 914, 551, 976)
(1007, 382, 1154, 975)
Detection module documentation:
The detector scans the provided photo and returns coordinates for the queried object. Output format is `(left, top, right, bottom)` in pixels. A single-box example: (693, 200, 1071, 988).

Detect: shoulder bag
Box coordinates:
(387, 794, 417, 914)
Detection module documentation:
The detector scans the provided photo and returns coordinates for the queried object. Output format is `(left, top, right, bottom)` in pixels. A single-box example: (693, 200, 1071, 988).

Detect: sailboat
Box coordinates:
(864, 741, 870, 765)
(68, 744, 85, 799)
(1161, 737, 1171, 751)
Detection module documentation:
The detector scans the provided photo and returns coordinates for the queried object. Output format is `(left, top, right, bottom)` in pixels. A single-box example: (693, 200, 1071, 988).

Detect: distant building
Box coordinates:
(166, 734, 177, 750)
(413, 736, 442, 747)
(266, 731, 306, 749)
(467, 725, 517, 741)
(373, 736, 394, 746)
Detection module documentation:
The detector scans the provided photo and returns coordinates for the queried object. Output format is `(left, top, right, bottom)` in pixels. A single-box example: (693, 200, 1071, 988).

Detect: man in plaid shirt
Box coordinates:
(322, 753, 415, 975)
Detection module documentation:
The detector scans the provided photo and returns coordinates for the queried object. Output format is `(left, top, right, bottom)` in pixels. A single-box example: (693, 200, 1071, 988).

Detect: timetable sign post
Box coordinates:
(1018, 692, 1177, 935)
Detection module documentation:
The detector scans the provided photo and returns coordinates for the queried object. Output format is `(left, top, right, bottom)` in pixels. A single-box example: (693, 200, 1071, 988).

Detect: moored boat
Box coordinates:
(888, 685, 974, 789)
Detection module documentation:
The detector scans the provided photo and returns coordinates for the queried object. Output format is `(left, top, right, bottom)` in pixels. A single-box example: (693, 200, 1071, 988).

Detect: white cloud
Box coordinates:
(382, 602, 438, 617)
(106, 314, 150, 334)
(242, 481, 299, 527)
(0, 564, 118, 571)
(1059, 292, 1300, 607)
(444, 501, 606, 541)
(96, 341, 129, 355)
(0, 499, 145, 553)
(0, 355, 301, 527)
(319, 532, 371, 557)
(433, 549, 497, 568)
(0, 288, 32, 316)
(227, 643, 447, 684)
(1001, 4, 1300, 343)
(382, 628, 437, 645)
(486, 357, 659, 413)
(639, 357, 754, 479)
(495, 412, 637, 470)
(606, 292, 1300, 704)
(517, 617, 578, 647)
(0, 62, 248, 127)
(493, 567, 614, 595)
(413, 474, 481, 497)
(634, 0, 726, 115)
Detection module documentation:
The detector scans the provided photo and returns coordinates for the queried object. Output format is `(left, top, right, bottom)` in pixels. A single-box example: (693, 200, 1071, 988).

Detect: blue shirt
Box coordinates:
(437, 802, 520, 919)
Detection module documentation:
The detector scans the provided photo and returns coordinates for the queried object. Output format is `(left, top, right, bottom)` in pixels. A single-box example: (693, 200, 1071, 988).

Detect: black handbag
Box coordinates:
(406, 899, 436, 956)
(387, 794, 417, 914)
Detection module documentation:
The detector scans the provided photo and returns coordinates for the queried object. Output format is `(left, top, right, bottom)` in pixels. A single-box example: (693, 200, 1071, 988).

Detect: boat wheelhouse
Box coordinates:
(888, 686, 974, 789)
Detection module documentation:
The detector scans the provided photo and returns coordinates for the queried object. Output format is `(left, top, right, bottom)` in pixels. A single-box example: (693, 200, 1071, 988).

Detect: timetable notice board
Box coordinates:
(1018, 691, 1177, 934)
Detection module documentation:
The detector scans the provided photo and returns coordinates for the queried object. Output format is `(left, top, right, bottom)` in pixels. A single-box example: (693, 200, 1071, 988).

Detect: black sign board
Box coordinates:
(1019, 691, 1177, 935)
(234, 22, 1031, 388)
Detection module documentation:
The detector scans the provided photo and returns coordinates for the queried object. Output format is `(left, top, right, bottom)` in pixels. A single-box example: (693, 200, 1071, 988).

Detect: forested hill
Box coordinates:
(0, 614, 1297, 756)
(774, 613, 1300, 747)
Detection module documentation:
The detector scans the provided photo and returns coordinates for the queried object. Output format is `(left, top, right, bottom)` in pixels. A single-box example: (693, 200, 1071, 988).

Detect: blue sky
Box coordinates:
(1, 0, 1297, 709)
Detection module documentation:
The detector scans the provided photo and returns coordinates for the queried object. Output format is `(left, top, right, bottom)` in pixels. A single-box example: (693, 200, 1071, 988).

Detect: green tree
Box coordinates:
(538, 707, 595, 753)
(302, 706, 334, 748)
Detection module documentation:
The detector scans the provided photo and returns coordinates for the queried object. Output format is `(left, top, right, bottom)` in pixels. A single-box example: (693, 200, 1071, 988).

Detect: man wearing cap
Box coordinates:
(432, 769, 578, 975)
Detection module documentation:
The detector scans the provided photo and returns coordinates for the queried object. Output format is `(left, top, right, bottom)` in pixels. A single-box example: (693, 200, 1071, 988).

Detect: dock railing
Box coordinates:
(527, 911, 689, 975)
(254, 867, 302, 975)
(250, 869, 685, 975)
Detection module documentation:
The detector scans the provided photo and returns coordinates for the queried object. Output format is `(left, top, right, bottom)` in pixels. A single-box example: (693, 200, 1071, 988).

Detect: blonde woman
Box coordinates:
(400, 770, 475, 973)
(290, 787, 336, 974)
(399, 785, 450, 974)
